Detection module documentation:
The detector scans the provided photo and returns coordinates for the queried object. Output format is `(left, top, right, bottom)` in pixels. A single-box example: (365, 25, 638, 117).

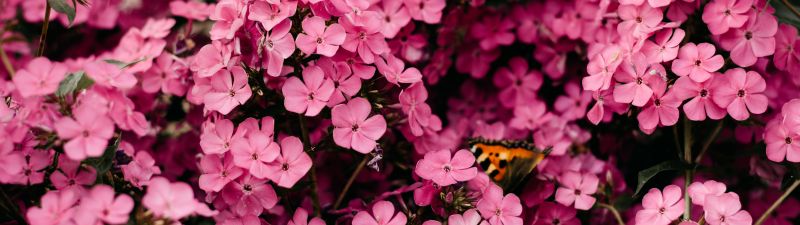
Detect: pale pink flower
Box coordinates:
(672, 76, 727, 121)
(331, 98, 387, 153)
(191, 41, 234, 78)
(318, 57, 360, 107)
(262, 20, 297, 77)
(340, 16, 389, 64)
(220, 174, 278, 216)
(231, 131, 280, 179)
(415, 149, 477, 186)
(702, 0, 752, 35)
(265, 136, 312, 188)
(353, 201, 408, 225)
(296, 16, 347, 57)
(376, 0, 412, 38)
(12, 57, 67, 97)
(282, 65, 335, 116)
(26, 190, 79, 225)
(555, 171, 599, 210)
(54, 105, 115, 160)
(641, 28, 685, 64)
(142, 53, 188, 96)
(672, 43, 725, 82)
(635, 185, 685, 225)
(617, 4, 663, 38)
(688, 180, 727, 206)
(143, 177, 205, 220)
(74, 185, 134, 225)
(375, 54, 422, 85)
(704, 193, 752, 225)
(199, 153, 244, 192)
(210, 0, 245, 40)
(719, 13, 778, 67)
(84, 60, 137, 89)
(120, 151, 161, 188)
(764, 119, 800, 162)
(613, 53, 662, 107)
(637, 76, 681, 131)
(248, 0, 297, 31)
(711, 68, 767, 121)
(204, 67, 252, 115)
(584, 46, 623, 91)
(399, 82, 433, 136)
(477, 185, 523, 225)
(170, 0, 212, 20)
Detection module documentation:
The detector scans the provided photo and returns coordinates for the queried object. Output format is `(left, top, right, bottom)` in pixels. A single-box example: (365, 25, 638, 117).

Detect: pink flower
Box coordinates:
(635, 185, 685, 225)
(704, 193, 752, 225)
(142, 53, 188, 96)
(200, 119, 245, 154)
(702, 0, 752, 35)
(353, 201, 408, 225)
(477, 185, 523, 225)
(617, 4, 663, 38)
(296, 16, 347, 57)
(471, 15, 516, 50)
(510, 100, 550, 131)
(448, 209, 483, 225)
(191, 41, 234, 78)
(376, 0, 412, 38)
(204, 67, 252, 115)
(210, 0, 245, 40)
(672, 43, 724, 83)
(340, 17, 389, 64)
(613, 53, 661, 107)
(554, 82, 592, 121)
(774, 24, 800, 72)
(399, 82, 433, 136)
(375, 54, 422, 85)
(143, 177, 205, 220)
(405, 0, 445, 24)
(672, 76, 726, 121)
(764, 120, 800, 162)
(688, 180, 727, 206)
(289, 208, 325, 225)
(120, 151, 161, 188)
(493, 57, 543, 108)
(12, 57, 67, 97)
(54, 105, 115, 160)
(74, 185, 134, 225)
(84, 60, 137, 89)
(231, 131, 280, 179)
(641, 28, 685, 64)
(248, 0, 297, 31)
(26, 190, 79, 225)
(262, 20, 297, 77)
(199, 153, 244, 192)
(637, 76, 681, 131)
(220, 174, 278, 216)
(584, 46, 623, 91)
(532, 202, 580, 225)
(555, 171, 598, 210)
(318, 57, 360, 107)
(331, 98, 388, 153)
(415, 149, 477, 186)
(711, 68, 767, 121)
(265, 136, 312, 188)
(50, 158, 96, 192)
(282, 65, 335, 116)
(170, 0, 212, 20)
(719, 13, 778, 67)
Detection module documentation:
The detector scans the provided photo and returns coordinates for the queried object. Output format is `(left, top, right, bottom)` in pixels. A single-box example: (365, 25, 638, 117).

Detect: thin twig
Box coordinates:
(0, 40, 13, 78)
(598, 203, 626, 225)
(36, 1, 52, 57)
(333, 156, 369, 210)
(782, 0, 800, 19)
(695, 120, 724, 164)
(298, 115, 322, 216)
(754, 179, 800, 225)
(682, 118, 693, 221)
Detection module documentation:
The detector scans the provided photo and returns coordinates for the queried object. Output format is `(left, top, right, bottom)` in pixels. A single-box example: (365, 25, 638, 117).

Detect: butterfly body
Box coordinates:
(468, 138, 550, 190)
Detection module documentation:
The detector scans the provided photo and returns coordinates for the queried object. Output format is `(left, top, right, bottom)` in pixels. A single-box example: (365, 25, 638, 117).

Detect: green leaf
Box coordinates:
(85, 134, 121, 176)
(772, 0, 800, 30)
(634, 160, 687, 196)
(55, 72, 93, 97)
(47, 0, 76, 26)
(103, 58, 147, 69)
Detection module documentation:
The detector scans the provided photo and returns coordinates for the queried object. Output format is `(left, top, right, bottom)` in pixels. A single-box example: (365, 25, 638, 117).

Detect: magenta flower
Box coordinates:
(264, 136, 312, 188)
(376, 0, 411, 38)
(54, 105, 115, 161)
(50, 158, 96, 192)
(555, 171, 598, 210)
(142, 53, 188, 96)
(405, 0, 445, 24)
(289, 208, 325, 225)
(764, 120, 800, 162)
(248, 0, 297, 31)
(26, 190, 79, 225)
(510, 100, 550, 131)
(711, 68, 767, 121)
(672, 76, 726, 121)
(702, 0, 752, 35)
(375, 54, 422, 85)
(617, 4, 663, 38)
(262, 20, 296, 77)
(331, 98, 387, 153)
(199, 153, 244, 192)
(203, 66, 252, 115)
(84, 60, 138, 89)
(493, 57, 543, 108)
(672, 43, 724, 83)
(704, 193, 752, 225)
(399, 82, 433, 136)
(12, 57, 67, 98)
(637, 76, 681, 131)
(635, 185, 685, 225)
(319, 57, 360, 107)
(641, 28, 685, 64)
(296, 16, 347, 57)
(774, 24, 800, 73)
(415, 149, 477, 186)
(340, 16, 389, 64)
(613, 53, 661, 107)
(142, 177, 205, 220)
(74, 185, 134, 225)
(719, 13, 778, 67)
(477, 185, 523, 225)
(231, 131, 280, 179)
(532, 202, 580, 225)
(209, 0, 245, 40)
(120, 151, 161, 188)
(688, 180, 727, 206)
(584, 46, 623, 91)
(200, 119, 246, 154)
(282, 65, 335, 116)
(191, 41, 234, 78)
(353, 201, 408, 225)
(220, 174, 278, 216)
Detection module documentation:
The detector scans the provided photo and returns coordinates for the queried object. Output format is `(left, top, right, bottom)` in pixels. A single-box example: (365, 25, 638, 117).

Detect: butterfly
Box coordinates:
(468, 138, 551, 190)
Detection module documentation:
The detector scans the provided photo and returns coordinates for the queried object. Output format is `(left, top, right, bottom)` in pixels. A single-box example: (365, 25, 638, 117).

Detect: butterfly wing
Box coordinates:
(470, 140, 550, 190)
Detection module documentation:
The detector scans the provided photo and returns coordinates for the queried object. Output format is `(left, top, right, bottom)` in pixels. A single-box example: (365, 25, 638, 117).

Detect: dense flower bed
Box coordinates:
(1, 0, 800, 224)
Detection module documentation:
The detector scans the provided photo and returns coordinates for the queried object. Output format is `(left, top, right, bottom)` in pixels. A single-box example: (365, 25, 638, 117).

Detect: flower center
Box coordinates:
(359, 32, 367, 40)
(229, 89, 236, 97)
(495, 209, 502, 216)
(636, 77, 643, 85)
(635, 17, 642, 23)
(82, 131, 90, 137)
(737, 89, 746, 97)
(745, 31, 753, 40)
(443, 165, 452, 172)
(786, 137, 793, 145)
(658, 207, 666, 214)
(695, 60, 702, 66)
(352, 124, 360, 132)
(724, 9, 731, 15)
(281, 163, 290, 171)
(68, 179, 75, 185)
(654, 98, 662, 106)
(267, 40, 274, 48)
(552, 219, 561, 225)
(700, 89, 709, 97)
(251, 153, 259, 160)
(243, 184, 253, 192)
(316, 37, 323, 44)
(308, 93, 315, 100)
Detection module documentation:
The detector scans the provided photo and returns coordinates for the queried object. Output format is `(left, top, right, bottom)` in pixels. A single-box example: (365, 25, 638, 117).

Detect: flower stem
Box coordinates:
(682, 118, 693, 221)
(298, 115, 321, 216)
(0, 40, 13, 78)
(333, 155, 368, 210)
(694, 120, 724, 164)
(598, 203, 626, 225)
(36, 1, 52, 57)
(754, 179, 800, 225)
(782, 0, 800, 19)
